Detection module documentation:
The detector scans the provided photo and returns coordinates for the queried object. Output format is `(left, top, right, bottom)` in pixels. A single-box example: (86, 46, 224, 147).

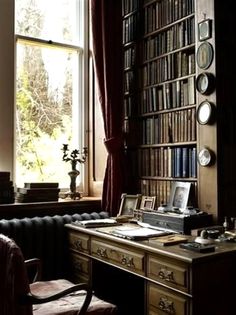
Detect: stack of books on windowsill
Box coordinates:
(15, 182, 60, 203)
(0, 171, 15, 204)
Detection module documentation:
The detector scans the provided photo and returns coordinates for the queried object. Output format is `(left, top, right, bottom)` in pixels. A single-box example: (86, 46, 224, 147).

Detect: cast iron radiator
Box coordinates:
(0, 211, 109, 280)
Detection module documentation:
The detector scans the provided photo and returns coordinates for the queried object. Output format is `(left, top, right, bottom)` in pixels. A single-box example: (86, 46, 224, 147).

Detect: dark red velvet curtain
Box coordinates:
(90, 0, 125, 216)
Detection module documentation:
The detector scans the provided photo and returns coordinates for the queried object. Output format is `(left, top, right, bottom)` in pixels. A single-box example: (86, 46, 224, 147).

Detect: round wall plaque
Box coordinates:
(196, 72, 215, 95)
(196, 42, 214, 70)
(196, 101, 215, 125)
(198, 147, 214, 167)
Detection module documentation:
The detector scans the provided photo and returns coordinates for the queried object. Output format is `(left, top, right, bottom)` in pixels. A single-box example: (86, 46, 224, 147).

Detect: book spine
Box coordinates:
(24, 183, 59, 188)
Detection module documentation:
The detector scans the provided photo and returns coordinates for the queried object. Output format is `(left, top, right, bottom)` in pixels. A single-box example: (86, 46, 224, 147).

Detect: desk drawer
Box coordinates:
(70, 252, 90, 284)
(91, 238, 145, 276)
(68, 231, 89, 254)
(147, 255, 189, 293)
(148, 282, 189, 315)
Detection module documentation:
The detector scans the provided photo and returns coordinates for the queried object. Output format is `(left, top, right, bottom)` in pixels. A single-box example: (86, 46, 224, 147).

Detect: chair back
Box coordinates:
(0, 234, 33, 315)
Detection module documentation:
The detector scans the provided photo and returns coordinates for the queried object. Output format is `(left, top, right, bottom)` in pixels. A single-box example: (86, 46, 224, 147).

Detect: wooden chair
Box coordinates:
(0, 233, 117, 315)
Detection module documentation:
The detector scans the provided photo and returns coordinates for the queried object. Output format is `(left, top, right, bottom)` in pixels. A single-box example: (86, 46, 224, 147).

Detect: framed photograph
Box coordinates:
(117, 193, 142, 217)
(140, 196, 156, 211)
(198, 19, 212, 41)
(168, 182, 191, 210)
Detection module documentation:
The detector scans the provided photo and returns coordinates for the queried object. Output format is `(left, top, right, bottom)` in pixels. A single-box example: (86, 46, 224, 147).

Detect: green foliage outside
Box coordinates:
(15, 0, 77, 187)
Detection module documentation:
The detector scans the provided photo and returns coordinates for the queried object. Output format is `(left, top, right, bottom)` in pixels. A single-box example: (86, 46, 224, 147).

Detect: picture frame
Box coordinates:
(140, 196, 156, 211)
(198, 19, 212, 41)
(168, 182, 191, 210)
(117, 193, 142, 217)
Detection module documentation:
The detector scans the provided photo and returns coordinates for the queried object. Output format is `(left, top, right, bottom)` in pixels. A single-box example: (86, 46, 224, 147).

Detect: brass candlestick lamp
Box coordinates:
(62, 144, 88, 200)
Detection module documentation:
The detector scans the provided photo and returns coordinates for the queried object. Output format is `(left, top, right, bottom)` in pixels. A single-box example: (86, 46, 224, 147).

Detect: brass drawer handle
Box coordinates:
(121, 255, 135, 268)
(159, 296, 175, 314)
(74, 239, 82, 250)
(75, 261, 82, 272)
(158, 268, 174, 282)
(96, 248, 108, 258)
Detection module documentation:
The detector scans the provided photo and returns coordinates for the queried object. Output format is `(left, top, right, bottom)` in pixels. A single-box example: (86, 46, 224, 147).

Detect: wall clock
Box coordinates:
(196, 101, 215, 125)
(197, 42, 214, 70)
(198, 147, 213, 167)
(196, 72, 215, 95)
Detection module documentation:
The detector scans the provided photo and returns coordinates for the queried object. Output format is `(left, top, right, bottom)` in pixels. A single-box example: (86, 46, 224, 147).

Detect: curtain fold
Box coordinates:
(90, 0, 125, 216)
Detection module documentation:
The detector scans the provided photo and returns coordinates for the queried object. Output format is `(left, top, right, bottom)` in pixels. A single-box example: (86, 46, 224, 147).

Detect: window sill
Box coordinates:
(0, 197, 102, 219)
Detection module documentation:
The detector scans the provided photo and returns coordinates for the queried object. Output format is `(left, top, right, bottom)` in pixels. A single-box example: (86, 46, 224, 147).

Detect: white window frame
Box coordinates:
(0, 0, 90, 195)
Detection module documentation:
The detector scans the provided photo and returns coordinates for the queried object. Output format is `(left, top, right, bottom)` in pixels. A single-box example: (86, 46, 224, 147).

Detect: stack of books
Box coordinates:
(0, 171, 14, 204)
(15, 182, 60, 203)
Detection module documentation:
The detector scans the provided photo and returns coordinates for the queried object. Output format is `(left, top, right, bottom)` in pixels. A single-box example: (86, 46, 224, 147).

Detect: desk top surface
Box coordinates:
(65, 222, 236, 264)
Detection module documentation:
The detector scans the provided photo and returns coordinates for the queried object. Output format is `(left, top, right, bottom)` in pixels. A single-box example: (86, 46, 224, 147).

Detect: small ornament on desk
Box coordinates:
(223, 216, 229, 231)
(157, 203, 168, 213)
(182, 206, 198, 215)
(195, 229, 214, 245)
(61, 144, 88, 200)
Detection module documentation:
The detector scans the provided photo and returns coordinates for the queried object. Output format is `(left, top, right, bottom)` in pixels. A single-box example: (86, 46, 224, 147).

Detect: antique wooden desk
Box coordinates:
(65, 223, 236, 315)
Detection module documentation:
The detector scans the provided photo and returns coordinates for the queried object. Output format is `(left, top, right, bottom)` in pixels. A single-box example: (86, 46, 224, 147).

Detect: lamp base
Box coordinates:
(63, 190, 81, 200)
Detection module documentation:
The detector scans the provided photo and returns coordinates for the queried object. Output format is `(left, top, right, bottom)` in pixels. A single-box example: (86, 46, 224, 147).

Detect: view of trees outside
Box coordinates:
(15, 0, 82, 188)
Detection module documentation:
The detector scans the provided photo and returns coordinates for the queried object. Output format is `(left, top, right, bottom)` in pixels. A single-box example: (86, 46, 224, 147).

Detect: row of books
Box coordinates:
(138, 146, 197, 178)
(124, 76, 195, 117)
(124, 95, 137, 117)
(139, 179, 171, 206)
(143, 0, 194, 34)
(143, 16, 195, 60)
(124, 46, 137, 69)
(142, 50, 195, 87)
(122, 0, 194, 21)
(123, 12, 140, 44)
(140, 76, 195, 113)
(0, 172, 15, 204)
(124, 70, 136, 94)
(0, 177, 60, 203)
(140, 108, 196, 145)
(15, 182, 60, 203)
(122, 0, 140, 16)
(123, 119, 141, 147)
(139, 178, 197, 207)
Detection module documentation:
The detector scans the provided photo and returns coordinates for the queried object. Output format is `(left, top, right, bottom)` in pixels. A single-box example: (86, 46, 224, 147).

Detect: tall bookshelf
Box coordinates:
(122, 0, 236, 222)
(123, 0, 197, 209)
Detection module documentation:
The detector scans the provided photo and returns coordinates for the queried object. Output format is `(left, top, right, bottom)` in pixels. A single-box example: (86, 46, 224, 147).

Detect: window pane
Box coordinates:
(15, 0, 82, 46)
(16, 42, 81, 188)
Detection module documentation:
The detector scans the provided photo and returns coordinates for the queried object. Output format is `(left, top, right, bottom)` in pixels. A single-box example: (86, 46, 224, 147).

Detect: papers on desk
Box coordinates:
(109, 225, 169, 240)
(137, 221, 179, 234)
(72, 218, 119, 228)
